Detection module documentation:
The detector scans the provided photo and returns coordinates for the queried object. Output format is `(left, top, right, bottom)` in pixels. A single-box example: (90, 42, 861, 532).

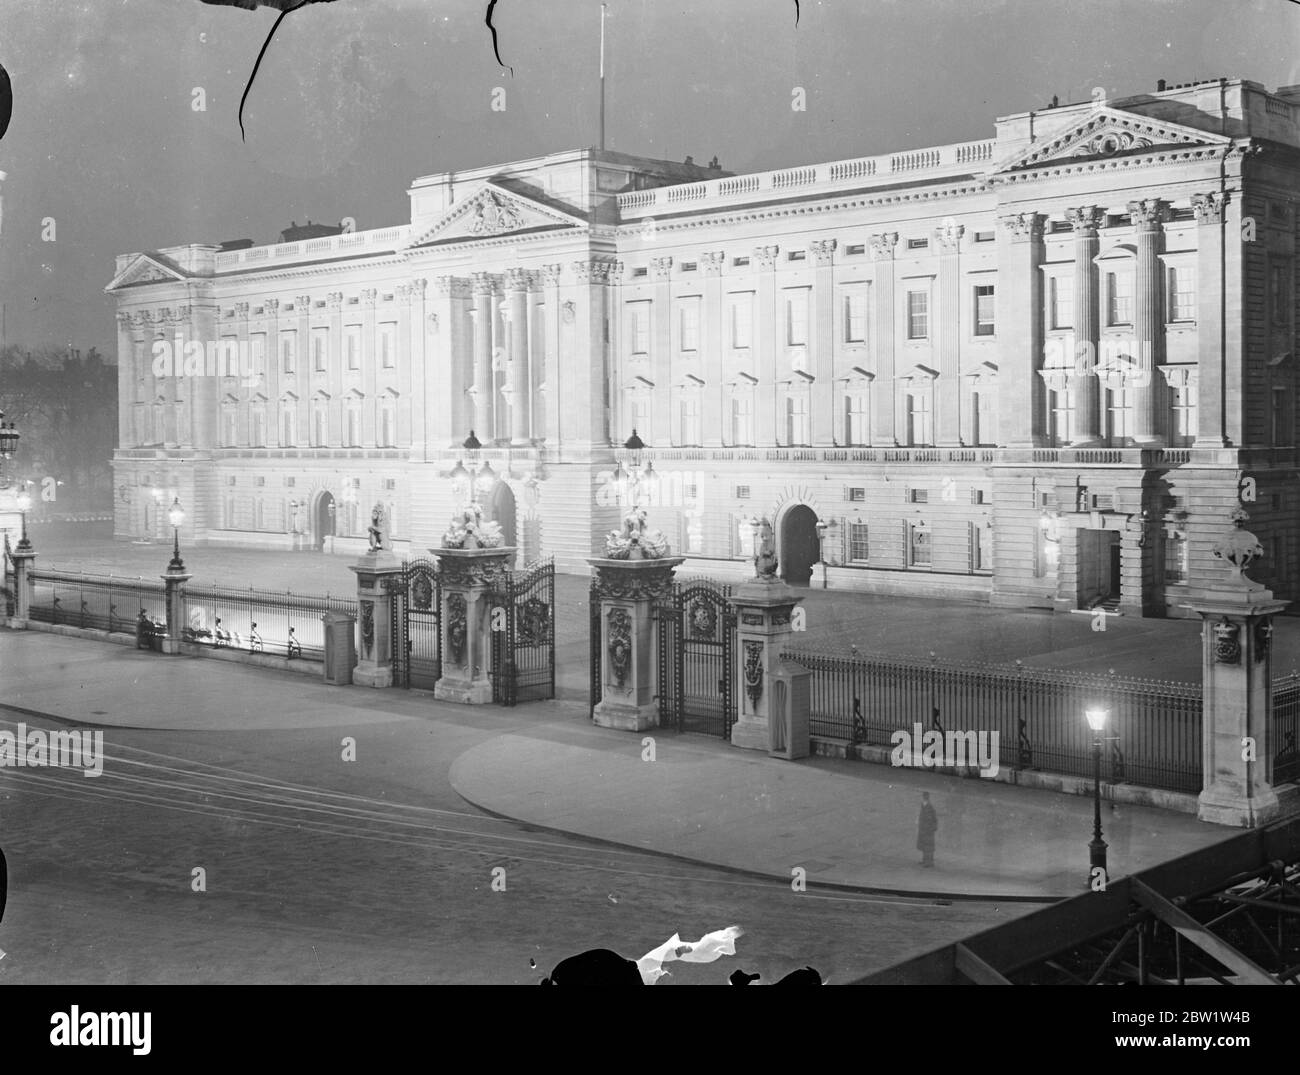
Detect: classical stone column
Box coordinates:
(588, 555, 684, 730)
(433, 545, 515, 704)
(1193, 510, 1288, 827)
(1192, 192, 1228, 447)
(361, 287, 379, 446)
(701, 251, 726, 448)
(327, 292, 344, 443)
(265, 299, 281, 446)
(934, 223, 963, 445)
(810, 239, 837, 445)
(1068, 206, 1103, 445)
(869, 232, 898, 444)
(730, 570, 805, 753)
(349, 546, 404, 688)
(505, 269, 532, 443)
(753, 245, 780, 445)
(539, 264, 563, 445)
(471, 273, 495, 438)
(1129, 199, 1166, 444)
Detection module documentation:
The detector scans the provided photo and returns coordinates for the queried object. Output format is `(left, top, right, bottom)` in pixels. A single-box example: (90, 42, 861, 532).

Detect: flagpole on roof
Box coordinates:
(599, 3, 607, 152)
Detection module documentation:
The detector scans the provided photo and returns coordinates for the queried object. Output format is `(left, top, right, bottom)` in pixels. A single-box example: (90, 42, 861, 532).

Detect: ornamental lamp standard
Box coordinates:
(15, 485, 32, 551)
(1084, 706, 1110, 884)
(166, 497, 186, 573)
(616, 430, 657, 509)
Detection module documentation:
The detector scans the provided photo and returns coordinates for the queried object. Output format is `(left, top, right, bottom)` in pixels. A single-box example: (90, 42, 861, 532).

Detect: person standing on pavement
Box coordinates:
(916, 792, 938, 867)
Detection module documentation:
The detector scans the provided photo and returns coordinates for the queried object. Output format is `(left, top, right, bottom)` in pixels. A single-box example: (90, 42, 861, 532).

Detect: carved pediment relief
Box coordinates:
(409, 183, 586, 247)
(1000, 108, 1230, 172)
(105, 254, 189, 292)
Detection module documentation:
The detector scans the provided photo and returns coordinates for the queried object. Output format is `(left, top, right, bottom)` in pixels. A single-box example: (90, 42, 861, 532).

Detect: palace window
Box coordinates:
(345, 326, 361, 371)
(678, 297, 701, 353)
(312, 328, 328, 371)
(908, 523, 932, 568)
(844, 291, 867, 344)
(1168, 266, 1196, 322)
(1164, 530, 1188, 584)
(1271, 387, 1290, 447)
(972, 389, 996, 447)
(848, 522, 870, 562)
(250, 402, 266, 447)
(250, 334, 267, 378)
(379, 323, 397, 369)
(1106, 271, 1133, 325)
(786, 394, 810, 446)
(628, 301, 651, 355)
(1105, 387, 1134, 444)
(281, 403, 297, 447)
(845, 392, 869, 446)
(907, 289, 929, 340)
(678, 395, 702, 446)
(1048, 389, 1073, 447)
(1271, 258, 1293, 328)
(786, 290, 809, 347)
(311, 401, 327, 447)
(379, 397, 396, 448)
(1050, 276, 1073, 330)
(906, 390, 933, 446)
(971, 522, 992, 573)
(973, 284, 996, 336)
(730, 296, 752, 350)
(731, 394, 754, 446)
(1169, 384, 1197, 446)
(281, 331, 296, 374)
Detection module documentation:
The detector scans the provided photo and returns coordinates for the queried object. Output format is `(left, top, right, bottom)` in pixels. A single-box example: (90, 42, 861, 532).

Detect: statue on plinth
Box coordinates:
(753, 517, 779, 580)
(1212, 507, 1265, 587)
(367, 503, 389, 552)
(442, 502, 504, 550)
(604, 505, 670, 560)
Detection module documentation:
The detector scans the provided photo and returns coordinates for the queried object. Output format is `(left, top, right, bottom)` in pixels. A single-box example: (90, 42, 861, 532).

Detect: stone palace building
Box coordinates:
(107, 77, 1300, 617)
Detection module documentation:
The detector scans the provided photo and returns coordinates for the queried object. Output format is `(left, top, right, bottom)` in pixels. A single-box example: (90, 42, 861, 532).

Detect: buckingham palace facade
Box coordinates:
(107, 77, 1300, 617)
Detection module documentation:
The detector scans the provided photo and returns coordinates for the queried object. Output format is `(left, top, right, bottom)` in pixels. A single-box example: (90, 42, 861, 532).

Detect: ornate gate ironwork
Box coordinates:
(488, 558, 555, 707)
(589, 579, 603, 720)
(389, 557, 442, 690)
(656, 580, 735, 738)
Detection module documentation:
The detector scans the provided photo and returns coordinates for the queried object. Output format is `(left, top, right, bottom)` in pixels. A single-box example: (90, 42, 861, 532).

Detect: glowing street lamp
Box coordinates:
(1084, 707, 1110, 884)
(167, 497, 186, 573)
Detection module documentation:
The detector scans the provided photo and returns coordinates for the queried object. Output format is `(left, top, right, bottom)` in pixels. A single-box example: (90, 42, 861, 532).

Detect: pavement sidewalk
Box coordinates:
(2, 630, 1231, 899)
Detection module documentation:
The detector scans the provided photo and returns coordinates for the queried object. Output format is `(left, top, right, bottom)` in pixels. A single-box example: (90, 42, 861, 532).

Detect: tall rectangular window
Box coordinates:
(907, 289, 929, 339)
(1049, 390, 1073, 446)
(973, 524, 993, 573)
(1168, 266, 1196, 322)
(908, 524, 932, 568)
(1107, 271, 1133, 325)
(845, 393, 869, 446)
(678, 395, 702, 446)
(1169, 384, 1197, 446)
(907, 390, 933, 446)
(631, 397, 650, 438)
(973, 284, 996, 336)
(281, 331, 297, 373)
(844, 291, 867, 343)
(730, 296, 752, 350)
(1106, 388, 1133, 444)
(1164, 530, 1188, 584)
(848, 523, 869, 562)
(678, 298, 700, 352)
(786, 395, 809, 446)
(311, 403, 327, 447)
(312, 328, 328, 371)
(380, 401, 395, 447)
(281, 404, 296, 447)
(786, 290, 809, 347)
(345, 325, 361, 371)
(626, 302, 650, 356)
(345, 404, 360, 447)
(379, 323, 397, 369)
(1271, 258, 1293, 328)
(731, 395, 754, 446)
(250, 334, 267, 378)
(1051, 276, 1074, 329)
(1271, 386, 1289, 446)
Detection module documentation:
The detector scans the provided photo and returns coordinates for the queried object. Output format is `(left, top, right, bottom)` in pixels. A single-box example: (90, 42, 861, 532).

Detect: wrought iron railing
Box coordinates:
(784, 647, 1203, 794)
(1270, 673, 1300, 787)
(182, 584, 355, 661)
(28, 569, 168, 633)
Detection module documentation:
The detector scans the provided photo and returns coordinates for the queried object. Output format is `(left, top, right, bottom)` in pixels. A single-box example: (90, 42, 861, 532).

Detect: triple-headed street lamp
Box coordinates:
(612, 430, 658, 508)
(449, 430, 497, 507)
(1084, 706, 1110, 885)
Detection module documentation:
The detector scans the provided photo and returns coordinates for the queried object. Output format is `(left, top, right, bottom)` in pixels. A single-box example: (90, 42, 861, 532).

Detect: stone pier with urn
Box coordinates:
(1192, 509, 1290, 828)
(349, 505, 404, 687)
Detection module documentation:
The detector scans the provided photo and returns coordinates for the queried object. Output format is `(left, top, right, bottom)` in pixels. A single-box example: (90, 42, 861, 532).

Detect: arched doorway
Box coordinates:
(314, 491, 336, 551)
(779, 504, 820, 586)
(488, 482, 518, 566)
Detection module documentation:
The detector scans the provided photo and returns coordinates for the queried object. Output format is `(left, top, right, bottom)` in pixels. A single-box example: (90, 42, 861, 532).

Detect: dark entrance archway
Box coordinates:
(314, 491, 335, 551)
(779, 504, 820, 586)
(488, 482, 518, 567)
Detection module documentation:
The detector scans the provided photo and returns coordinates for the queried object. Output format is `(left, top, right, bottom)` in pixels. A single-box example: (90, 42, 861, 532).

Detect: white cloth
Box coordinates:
(636, 925, 744, 985)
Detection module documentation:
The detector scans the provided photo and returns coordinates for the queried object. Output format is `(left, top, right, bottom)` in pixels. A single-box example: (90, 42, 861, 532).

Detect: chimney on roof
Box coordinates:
(1157, 79, 1167, 92)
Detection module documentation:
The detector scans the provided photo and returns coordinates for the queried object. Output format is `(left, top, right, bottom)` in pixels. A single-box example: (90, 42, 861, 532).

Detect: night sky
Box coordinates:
(0, 0, 1296, 356)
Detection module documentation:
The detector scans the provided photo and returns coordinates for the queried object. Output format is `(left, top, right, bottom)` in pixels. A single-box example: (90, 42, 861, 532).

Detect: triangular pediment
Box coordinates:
(409, 182, 587, 247)
(998, 108, 1231, 172)
(105, 253, 189, 292)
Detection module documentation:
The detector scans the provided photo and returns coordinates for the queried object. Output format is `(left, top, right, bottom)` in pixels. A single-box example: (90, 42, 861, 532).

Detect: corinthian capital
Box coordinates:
(295, 295, 311, 309)
(650, 256, 673, 280)
(540, 263, 564, 287)
(700, 250, 726, 275)
(1127, 198, 1166, 230)
(867, 233, 897, 261)
(1191, 192, 1227, 226)
(810, 238, 837, 266)
(1000, 212, 1043, 243)
(1066, 206, 1105, 235)
(504, 267, 533, 292)
(326, 291, 344, 309)
(360, 288, 378, 308)
(753, 245, 780, 270)
(573, 258, 619, 284)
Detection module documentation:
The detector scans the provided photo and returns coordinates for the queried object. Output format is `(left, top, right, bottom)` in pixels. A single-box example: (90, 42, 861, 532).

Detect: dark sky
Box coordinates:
(0, 0, 1297, 357)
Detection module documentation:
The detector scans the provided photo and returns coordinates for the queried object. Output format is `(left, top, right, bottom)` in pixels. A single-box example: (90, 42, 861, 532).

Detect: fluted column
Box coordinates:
(869, 233, 898, 444)
(470, 272, 495, 438)
(753, 246, 780, 445)
(1129, 199, 1166, 444)
(1068, 206, 1103, 445)
(505, 269, 532, 443)
(265, 299, 281, 446)
(540, 264, 563, 445)
(327, 292, 344, 443)
(116, 313, 136, 448)
(810, 238, 837, 445)
(701, 251, 726, 447)
(934, 223, 963, 444)
(1193, 193, 1228, 446)
(996, 212, 1043, 446)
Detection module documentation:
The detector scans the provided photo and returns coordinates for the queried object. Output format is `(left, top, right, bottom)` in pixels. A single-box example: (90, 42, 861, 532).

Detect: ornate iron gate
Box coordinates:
(657, 580, 735, 738)
(389, 558, 442, 690)
(488, 558, 555, 707)
(589, 578, 603, 720)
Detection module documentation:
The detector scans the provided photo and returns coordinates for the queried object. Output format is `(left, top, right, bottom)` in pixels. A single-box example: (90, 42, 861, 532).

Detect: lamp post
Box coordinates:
(613, 429, 657, 510)
(450, 430, 498, 507)
(1084, 707, 1110, 884)
(15, 486, 32, 552)
(167, 497, 186, 573)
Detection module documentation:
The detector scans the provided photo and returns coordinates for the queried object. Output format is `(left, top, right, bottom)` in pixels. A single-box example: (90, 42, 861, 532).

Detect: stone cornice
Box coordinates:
(987, 145, 1231, 187)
